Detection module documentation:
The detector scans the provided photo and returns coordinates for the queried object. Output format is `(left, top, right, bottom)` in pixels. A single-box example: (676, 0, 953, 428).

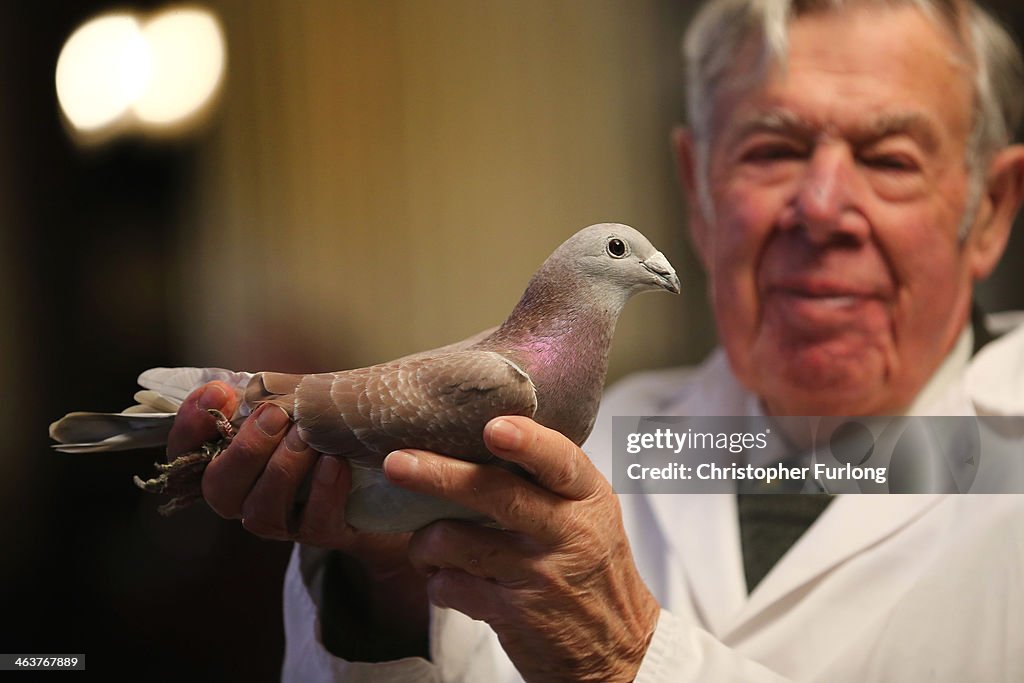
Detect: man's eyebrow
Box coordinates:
(728, 109, 815, 140)
(860, 113, 940, 149)
(725, 109, 940, 149)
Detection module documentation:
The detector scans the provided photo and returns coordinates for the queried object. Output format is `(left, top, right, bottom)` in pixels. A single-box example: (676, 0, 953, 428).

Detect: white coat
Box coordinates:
(281, 324, 1024, 682)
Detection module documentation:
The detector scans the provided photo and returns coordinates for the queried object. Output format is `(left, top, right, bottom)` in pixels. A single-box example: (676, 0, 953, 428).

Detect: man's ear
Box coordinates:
(672, 126, 712, 271)
(967, 144, 1024, 280)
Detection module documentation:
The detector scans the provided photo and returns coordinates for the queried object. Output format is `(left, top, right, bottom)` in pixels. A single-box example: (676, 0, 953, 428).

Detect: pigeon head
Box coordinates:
(497, 223, 680, 340)
(562, 223, 681, 299)
(536, 223, 679, 311)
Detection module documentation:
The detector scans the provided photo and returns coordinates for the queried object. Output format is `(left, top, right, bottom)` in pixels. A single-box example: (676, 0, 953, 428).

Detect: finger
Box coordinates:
(239, 424, 317, 540)
(408, 520, 529, 584)
(384, 449, 563, 538)
(484, 416, 605, 501)
(294, 454, 356, 547)
(202, 403, 291, 518)
(166, 382, 240, 458)
(425, 568, 509, 623)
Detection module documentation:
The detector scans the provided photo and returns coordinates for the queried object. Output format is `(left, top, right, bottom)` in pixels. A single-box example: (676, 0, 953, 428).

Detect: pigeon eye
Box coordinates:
(606, 238, 628, 258)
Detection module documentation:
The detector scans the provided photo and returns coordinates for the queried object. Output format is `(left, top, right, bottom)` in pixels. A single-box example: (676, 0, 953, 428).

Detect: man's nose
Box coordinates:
(784, 144, 868, 244)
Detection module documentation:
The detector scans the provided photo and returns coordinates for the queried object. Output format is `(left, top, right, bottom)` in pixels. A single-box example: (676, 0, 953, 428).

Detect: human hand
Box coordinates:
(384, 415, 660, 682)
(168, 381, 411, 574)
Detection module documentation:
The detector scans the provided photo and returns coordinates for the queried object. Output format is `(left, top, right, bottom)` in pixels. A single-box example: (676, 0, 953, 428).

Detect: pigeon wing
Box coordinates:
(283, 350, 537, 463)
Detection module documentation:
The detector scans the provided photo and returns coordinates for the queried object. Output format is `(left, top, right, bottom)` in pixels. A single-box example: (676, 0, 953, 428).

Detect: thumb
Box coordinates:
(166, 381, 240, 458)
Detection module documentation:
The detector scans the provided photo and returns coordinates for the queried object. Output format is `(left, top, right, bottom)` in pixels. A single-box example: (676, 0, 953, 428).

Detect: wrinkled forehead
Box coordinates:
(692, 0, 970, 139)
(722, 2, 970, 99)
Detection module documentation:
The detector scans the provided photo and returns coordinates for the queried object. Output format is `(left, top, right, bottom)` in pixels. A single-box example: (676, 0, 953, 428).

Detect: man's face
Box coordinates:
(685, 6, 998, 416)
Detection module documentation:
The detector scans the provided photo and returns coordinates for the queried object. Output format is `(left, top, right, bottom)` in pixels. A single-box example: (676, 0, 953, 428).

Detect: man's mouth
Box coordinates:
(764, 281, 889, 331)
(769, 275, 887, 302)
(778, 291, 862, 306)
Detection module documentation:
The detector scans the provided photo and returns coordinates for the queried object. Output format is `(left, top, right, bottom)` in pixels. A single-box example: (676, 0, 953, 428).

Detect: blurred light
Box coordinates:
(55, 5, 226, 143)
(134, 8, 226, 126)
(55, 14, 151, 131)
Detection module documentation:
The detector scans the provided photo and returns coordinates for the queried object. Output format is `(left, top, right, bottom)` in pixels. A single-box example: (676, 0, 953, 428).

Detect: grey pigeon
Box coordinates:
(50, 223, 680, 532)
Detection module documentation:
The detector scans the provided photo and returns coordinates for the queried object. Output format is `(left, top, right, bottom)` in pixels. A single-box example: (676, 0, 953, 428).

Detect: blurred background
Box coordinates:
(1, 0, 1021, 679)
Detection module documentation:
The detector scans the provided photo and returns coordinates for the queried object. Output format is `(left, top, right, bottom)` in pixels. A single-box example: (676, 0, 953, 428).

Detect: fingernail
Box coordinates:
(488, 419, 521, 450)
(256, 404, 289, 436)
(198, 384, 228, 410)
(316, 455, 340, 485)
(284, 425, 306, 452)
(384, 450, 418, 481)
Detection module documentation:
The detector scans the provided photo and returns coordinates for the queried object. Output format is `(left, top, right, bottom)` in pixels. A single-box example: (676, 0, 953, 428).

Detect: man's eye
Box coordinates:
(861, 154, 917, 172)
(740, 145, 805, 163)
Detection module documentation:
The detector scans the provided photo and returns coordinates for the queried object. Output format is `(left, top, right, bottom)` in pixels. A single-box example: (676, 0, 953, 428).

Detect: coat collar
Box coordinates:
(643, 328, 999, 636)
(967, 322, 1024, 416)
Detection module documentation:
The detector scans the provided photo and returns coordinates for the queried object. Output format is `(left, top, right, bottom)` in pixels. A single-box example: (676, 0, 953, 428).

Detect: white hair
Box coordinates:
(683, 0, 1024, 238)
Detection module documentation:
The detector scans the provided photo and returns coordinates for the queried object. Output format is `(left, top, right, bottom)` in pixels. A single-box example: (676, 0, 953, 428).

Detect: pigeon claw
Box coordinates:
(207, 408, 237, 442)
(132, 409, 237, 516)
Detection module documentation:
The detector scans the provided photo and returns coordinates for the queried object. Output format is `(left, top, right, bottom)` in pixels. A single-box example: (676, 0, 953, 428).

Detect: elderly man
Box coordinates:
(173, 0, 1024, 680)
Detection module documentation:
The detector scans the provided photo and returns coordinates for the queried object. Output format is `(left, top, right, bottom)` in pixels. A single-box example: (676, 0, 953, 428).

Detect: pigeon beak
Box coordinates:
(642, 252, 681, 294)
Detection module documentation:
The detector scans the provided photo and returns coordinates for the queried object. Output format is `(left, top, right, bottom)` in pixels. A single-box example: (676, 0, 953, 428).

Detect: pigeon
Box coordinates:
(50, 223, 680, 532)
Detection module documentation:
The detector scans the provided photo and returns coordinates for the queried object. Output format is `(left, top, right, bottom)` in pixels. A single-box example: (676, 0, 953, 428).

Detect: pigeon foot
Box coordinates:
(132, 409, 236, 515)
